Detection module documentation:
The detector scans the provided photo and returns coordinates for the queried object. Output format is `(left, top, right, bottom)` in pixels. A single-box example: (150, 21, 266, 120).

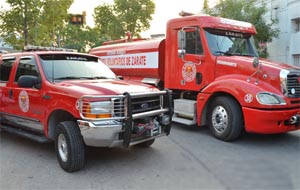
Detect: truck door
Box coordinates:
(0, 57, 16, 119)
(3, 56, 45, 133)
(176, 27, 213, 91)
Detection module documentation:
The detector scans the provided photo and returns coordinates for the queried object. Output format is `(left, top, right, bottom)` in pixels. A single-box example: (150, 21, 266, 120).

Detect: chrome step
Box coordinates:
(1, 124, 50, 143)
(172, 115, 197, 125)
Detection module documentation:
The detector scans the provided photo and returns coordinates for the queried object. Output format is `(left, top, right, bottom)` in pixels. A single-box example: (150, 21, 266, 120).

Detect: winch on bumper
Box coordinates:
(76, 90, 173, 147)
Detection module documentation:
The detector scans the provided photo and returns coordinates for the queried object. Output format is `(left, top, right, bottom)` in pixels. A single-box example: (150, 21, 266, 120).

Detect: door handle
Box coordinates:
(9, 89, 13, 99)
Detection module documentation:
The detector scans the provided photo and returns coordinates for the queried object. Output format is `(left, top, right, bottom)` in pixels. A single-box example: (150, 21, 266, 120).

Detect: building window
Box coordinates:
(293, 54, 300, 67)
(292, 18, 300, 33)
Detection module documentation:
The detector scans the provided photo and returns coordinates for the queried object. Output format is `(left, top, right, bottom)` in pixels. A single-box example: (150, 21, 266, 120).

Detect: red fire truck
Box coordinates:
(90, 15, 300, 141)
(0, 46, 172, 172)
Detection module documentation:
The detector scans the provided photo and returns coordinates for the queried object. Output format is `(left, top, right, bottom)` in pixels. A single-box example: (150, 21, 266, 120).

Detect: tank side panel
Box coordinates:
(90, 39, 164, 79)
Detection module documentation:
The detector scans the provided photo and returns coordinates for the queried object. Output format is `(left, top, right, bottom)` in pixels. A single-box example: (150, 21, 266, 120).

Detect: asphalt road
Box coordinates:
(1, 123, 299, 190)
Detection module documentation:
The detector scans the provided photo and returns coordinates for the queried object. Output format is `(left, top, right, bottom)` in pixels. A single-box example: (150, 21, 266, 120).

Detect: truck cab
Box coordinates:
(0, 47, 172, 172)
(90, 15, 300, 141)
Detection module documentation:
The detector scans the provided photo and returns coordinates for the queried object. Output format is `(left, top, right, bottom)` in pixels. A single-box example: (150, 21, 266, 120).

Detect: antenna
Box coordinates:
(51, 54, 54, 83)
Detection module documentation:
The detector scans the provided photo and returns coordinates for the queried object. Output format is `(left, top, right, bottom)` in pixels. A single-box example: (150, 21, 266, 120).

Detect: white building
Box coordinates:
(0, 37, 14, 53)
(256, 0, 300, 67)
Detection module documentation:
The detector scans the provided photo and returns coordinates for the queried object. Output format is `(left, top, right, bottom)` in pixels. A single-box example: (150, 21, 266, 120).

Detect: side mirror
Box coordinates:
(18, 75, 41, 89)
(178, 30, 186, 58)
(117, 76, 124, 80)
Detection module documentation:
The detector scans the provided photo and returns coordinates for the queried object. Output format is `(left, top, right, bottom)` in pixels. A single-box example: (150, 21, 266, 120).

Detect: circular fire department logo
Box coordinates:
(244, 93, 253, 103)
(182, 62, 196, 82)
(19, 90, 29, 112)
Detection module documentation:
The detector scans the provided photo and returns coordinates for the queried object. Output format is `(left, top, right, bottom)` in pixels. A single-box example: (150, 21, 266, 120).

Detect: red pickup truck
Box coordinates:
(0, 47, 172, 172)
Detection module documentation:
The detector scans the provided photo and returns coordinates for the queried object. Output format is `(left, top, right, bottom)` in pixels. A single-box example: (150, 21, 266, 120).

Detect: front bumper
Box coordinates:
(77, 90, 173, 147)
(77, 118, 169, 147)
(243, 107, 300, 134)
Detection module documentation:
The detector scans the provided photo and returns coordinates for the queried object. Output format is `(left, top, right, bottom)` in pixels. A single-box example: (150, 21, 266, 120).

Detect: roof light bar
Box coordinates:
(24, 45, 78, 52)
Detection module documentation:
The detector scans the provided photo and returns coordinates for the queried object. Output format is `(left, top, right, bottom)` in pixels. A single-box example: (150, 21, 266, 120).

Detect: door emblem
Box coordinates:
(19, 90, 30, 112)
(182, 62, 196, 82)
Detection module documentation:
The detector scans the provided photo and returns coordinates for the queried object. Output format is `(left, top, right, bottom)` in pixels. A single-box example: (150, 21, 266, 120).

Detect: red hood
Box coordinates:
(215, 56, 300, 93)
(53, 79, 158, 98)
(231, 56, 297, 70)
(216, 56, 300, 78)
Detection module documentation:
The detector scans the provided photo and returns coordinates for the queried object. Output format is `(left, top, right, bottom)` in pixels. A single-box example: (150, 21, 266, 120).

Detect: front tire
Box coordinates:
(208, 96, 243, 141)
(135, 139, 155, 147)
(55, 121, 85, 172)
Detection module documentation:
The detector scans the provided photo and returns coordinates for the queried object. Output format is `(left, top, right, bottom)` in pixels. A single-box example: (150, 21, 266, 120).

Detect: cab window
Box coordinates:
(185, 29, 203, 55)
(0, 57, 15, 82)
(15, 57, 39, 82)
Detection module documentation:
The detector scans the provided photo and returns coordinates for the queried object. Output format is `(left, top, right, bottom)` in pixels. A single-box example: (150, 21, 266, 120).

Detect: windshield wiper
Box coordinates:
(214, 51, 234, 56)
(54, 76, 108, 80)
(239, 53, 255, 57)
(215, 51, 255, 57)
(54, 76, 82, 80)
(54, 76, 113, 80)
(90, 76, 111, 79)
(229, 53, 255, 57)
(78, 76, 112, 80)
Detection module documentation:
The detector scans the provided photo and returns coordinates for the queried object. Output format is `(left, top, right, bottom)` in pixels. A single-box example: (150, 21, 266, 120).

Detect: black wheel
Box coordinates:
(135, 139, 155, 147)
(55, 121, 85, 172)
(208, 96, 243, 141)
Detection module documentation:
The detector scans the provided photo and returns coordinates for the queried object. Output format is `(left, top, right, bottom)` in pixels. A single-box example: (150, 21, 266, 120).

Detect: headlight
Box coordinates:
(83, 101, 113, 119)
(256, 92, 286, 105)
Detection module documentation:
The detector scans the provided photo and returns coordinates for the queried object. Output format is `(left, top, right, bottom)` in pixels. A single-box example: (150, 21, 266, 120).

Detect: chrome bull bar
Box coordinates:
(77, 90, 173, 147)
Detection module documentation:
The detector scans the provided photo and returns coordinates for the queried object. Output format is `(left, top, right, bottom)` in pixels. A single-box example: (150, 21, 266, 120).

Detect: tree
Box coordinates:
(0, 0, 73, 50)
(203, 0, 209, 12)
(60, 25, 105, 52)
(0, 0, 42, 49)
(94, 0, 155, 40)
(94, 3, 122, 40)
(40, 0, 73, 47)
(204, 0, 279, 57)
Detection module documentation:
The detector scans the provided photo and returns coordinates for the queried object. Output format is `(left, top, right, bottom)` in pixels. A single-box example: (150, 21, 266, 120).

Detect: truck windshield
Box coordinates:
(39, 54, 116, 81)
(205, 28, 258, 57)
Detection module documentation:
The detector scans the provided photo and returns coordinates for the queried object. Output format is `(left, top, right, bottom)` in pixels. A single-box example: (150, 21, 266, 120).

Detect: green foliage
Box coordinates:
(0, 0, 155, 51)
(60, 25, 105, 52)
(94, 0, 155, 40)
(203, 0, 209, 12)
(0, 0, 73, 50)
(0, 0, 42, 49)
(40, 0, 73, 46)
(94, 3, 122, 40)
(204, 0, 279, 57)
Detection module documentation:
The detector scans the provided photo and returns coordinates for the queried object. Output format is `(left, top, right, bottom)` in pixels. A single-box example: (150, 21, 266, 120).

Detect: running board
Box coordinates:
(1, 125, 51, 143)
(172, 115, 197, 125)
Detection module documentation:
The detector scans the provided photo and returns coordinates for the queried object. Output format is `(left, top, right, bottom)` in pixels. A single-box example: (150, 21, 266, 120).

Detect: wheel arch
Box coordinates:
(200, 91, 244, 126)
(203, 92, 245, 141)
(47, 109, 76, 140)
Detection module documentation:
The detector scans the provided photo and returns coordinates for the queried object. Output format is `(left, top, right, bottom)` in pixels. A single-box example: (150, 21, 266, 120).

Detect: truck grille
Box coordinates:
(287, 71, 300, 98)
(131, 96, 161, 114)
(79, 91, 168, 121)
(112, 98, 125, 117)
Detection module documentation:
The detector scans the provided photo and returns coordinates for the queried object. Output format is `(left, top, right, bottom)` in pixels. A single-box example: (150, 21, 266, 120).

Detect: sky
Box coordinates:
(68, 0, 216, 37)
(0, 0, 217, 37)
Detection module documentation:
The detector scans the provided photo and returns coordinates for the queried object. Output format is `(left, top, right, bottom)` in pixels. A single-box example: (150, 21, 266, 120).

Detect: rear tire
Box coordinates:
(208, 96, 243, 141)
(55, 121, 85, 172)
